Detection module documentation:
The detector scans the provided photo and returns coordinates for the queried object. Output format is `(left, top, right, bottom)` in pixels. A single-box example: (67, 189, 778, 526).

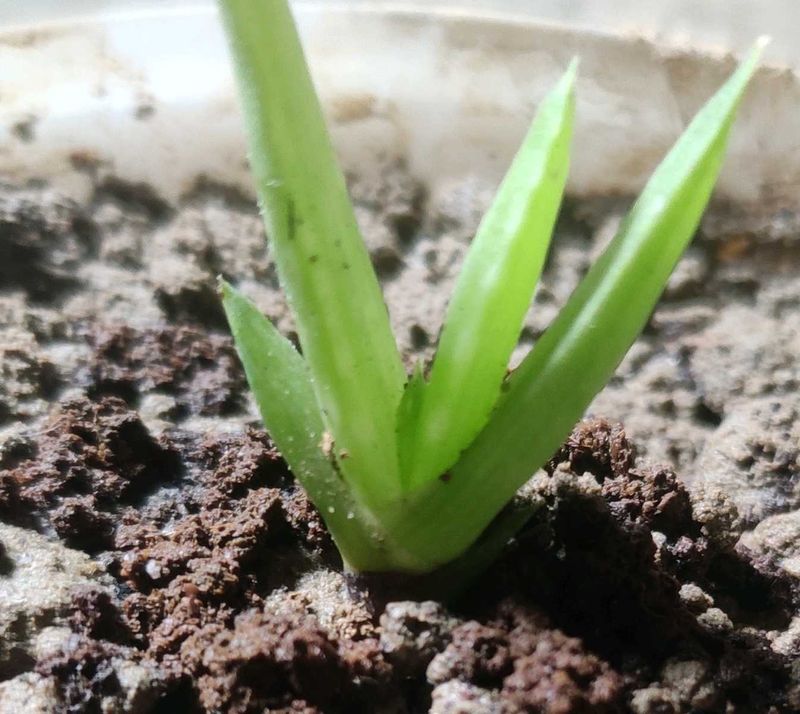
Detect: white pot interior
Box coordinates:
(1, 4, 798, 213)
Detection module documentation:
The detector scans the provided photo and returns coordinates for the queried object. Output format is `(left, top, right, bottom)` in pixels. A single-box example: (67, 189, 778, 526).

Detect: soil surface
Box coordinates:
(1, 167, 800, 713)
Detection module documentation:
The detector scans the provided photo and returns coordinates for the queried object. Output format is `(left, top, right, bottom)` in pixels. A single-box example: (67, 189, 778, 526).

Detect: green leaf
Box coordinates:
(380, 40, 766, 569)
(220, 280, 402, 571)
(219, 0, 406, 509)
(396, 360, 426, 445)
(397, 61, 577, 489)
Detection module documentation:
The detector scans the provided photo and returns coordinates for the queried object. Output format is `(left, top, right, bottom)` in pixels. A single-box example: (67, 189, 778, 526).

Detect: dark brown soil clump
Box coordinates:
(83, 324, 247, 418)
(0, 188, 96, 304)
(0, 397, 179, 548)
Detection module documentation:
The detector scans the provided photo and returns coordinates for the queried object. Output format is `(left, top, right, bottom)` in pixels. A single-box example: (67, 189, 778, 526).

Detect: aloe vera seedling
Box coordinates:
(218, 0, 764, 573)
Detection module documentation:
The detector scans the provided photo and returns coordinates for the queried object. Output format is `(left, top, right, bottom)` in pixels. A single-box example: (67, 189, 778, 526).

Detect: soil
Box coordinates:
(1, 165, 800, 713)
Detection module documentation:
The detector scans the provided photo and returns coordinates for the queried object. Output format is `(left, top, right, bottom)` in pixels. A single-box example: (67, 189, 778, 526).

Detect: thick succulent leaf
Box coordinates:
(397, 62, 577, 489)
(378, 41, 766, 570)
(219, 0, 406, 509)
(220, 281, 403, 571)
(220, 280, 330, 484)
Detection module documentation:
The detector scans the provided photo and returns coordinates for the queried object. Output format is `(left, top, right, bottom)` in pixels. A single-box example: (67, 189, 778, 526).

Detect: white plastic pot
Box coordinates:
(1, 2, 799, 213)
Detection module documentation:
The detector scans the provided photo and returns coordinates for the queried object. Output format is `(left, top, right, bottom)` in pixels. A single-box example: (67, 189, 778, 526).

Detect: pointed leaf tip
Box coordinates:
(217, 276, 231, 299)
(754, 35, 771, 52)
(565, 56, 580, 79)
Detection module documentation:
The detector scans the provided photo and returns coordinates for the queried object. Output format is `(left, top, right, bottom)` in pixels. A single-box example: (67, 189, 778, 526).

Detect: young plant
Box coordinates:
(219, 0, 764, 573)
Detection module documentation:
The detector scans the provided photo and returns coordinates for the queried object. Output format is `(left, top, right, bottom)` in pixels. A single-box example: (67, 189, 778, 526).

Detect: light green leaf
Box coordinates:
(219, 0, 406, 509)
(220, 280, 400, 571)
(396, 361, 426, 447)
(397, 61, 577, 489)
